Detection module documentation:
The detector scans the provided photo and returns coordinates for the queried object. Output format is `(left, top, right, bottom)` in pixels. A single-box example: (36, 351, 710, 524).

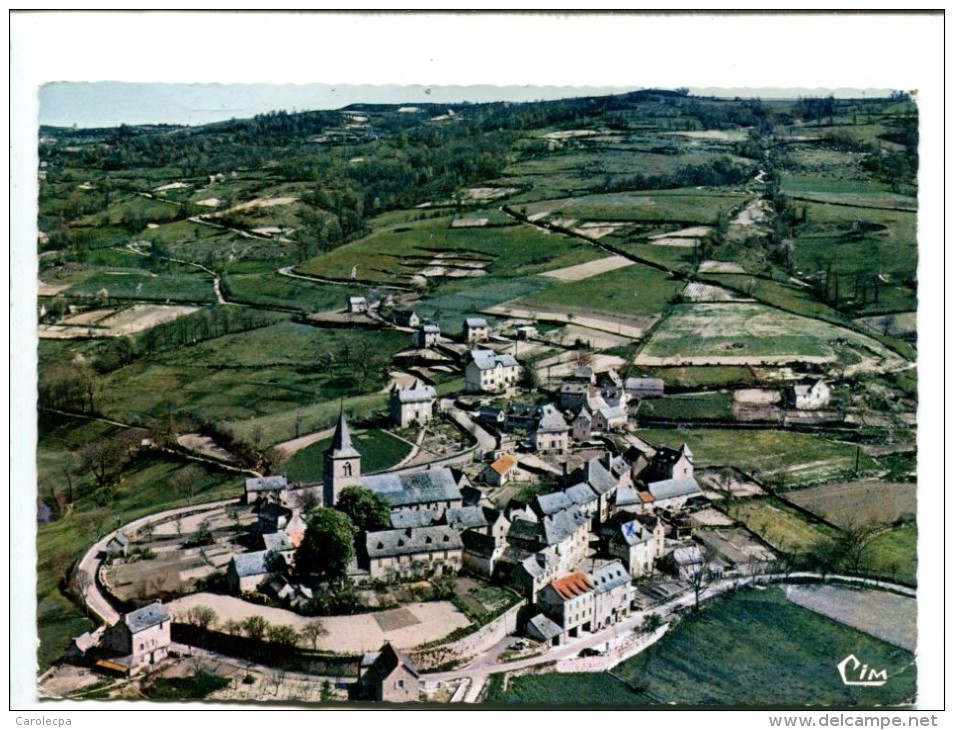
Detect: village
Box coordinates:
(44, 307, 845, 704)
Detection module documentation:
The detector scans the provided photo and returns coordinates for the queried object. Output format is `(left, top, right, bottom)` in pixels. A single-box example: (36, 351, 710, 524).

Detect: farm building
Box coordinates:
(363, 526, 463, 580)
(624, 377, 665, 399)
(389, 379, 437, 427)
(413, 324, 441, 348)
(227, 550, 284, 595)
(348, 296, 368, 313)
(105, 531, 129, 562)
(465, 349, 520, 393)
(244, 475, 288, 504)
(392, 309, 420, 328)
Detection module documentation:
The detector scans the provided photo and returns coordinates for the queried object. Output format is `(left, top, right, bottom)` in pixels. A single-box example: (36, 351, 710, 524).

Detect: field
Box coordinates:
(786, 481, 916, 529)
(486, 587, 915, 706)
(285, 429, 413, 483)
(63, 270, 217, 303)
(222, 272, 359, 312)
(868, 526, 918, 586)
(636, 302, 907, 370)
(638, 391, 734, 421)
(722, 498, 838, 553)
(637, 428, 880, 488)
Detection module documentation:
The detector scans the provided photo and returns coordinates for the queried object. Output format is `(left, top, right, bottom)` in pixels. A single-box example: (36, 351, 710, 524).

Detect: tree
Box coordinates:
(299, 619, 328, 650)
(170, 465, 202, 506)
(185, 606, 218, 630)
(296, 508, 358, 585)
(266, 623, 300, 649)
(242, 615, 269, 641)
(684, 544, 719, 611)
(335, 486, 390, 532)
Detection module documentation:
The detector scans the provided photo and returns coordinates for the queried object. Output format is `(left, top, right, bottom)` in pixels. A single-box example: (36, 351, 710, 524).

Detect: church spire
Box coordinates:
(331, 409, 360, 459)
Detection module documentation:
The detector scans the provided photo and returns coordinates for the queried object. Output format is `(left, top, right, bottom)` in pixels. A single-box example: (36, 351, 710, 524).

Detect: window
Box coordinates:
(396, 680, 405, 689)
(343, 462, 353, 477)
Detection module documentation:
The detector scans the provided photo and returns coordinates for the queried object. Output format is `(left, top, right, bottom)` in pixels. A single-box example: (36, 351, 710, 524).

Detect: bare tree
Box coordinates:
(170, 464, 202, 506)
(684, 544, 719, 612)
(299, 619, 329, 650)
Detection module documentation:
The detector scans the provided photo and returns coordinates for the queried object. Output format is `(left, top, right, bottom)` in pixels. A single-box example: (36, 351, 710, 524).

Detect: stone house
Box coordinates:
(100, 602, 171, 672)
(389, 379, 437, 427)
(348, 296, 368, 313)
(105, 531, 129, 562)
(227, 550, 284, 595)
(463, 316, 489, 343)
(364, 526, 463, 580)
(537, 572, 595, 641)
(413, 324, 441, 348)
(572, 405, 594, 442)
(532, 405, 570, 453)
(624, 377, 665, 399)
(465, 349, 520, 393)
(392, 309, 420, 328)
(481, 454, 519, 487)
(786, 379, 831, 410)
(591, 561, 633, 630)
(355, 643, 420, 702)
(244, 475, 288, 505)
(593, 404, 628, 434)
(648, 443, 694, 482)
(609, 515, 665, 577)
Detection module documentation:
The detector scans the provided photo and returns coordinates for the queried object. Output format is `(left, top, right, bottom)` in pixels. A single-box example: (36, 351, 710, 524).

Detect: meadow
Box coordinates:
(285, 429, 413, 483)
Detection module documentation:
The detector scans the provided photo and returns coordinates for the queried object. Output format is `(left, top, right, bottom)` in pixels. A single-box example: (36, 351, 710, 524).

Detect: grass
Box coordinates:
(96, 321, 407, 425)
(785, 481, 916, 530)
(723, 497, 839, 553)
(868, 525, 917, 586)
(642, 365, 760, 390)
(63, 270, 217, 303)
(285, 429, 413, 482)
(513, 262, 680, 319)
(638, 391, 734, 421)
(638, 302, 905, 366)
(299, 212, 602, 286)
(222, 272, 360, 312)
(144, 671, 230, 701)
(487, 587, 915, 706)
(519, 189, 750, 225)
(636, 427, 880, 488)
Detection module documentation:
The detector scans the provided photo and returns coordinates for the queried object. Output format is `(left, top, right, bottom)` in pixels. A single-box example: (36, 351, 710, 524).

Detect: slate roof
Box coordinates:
(364, 643, 420, 683)
(653, 444, 693, 469)
(263, 532, 295, 552)
(422, 324, 441, 334)
(536, 405, 569, 433)
(393, 380, 437, 403)
(549, 572, 594, 600)
(471, 349, 518, 370)
(389, 509, 438, 529)
(465, 317, 488, 328)
(597, 405, 627, 423)
(329, 412, 360, 459)
(615, 484, 641, 508)
(585, 457, 618, 495)
(109, 531, 129, 548)
(541, 508, 588, 546)
(624, 377, 664, 394)
(534, 491, 573, 516)
(527, 613, 563, 641)
(591, 561, 630, 593)
(245, 476, 288, 493)
(647, 477, 702, 501)
(123, 602, 170, 634)
(445, 506, 490, 531)
(361, 466, 462, 508)
(565, 482, 599, 508)
(365, 526, 463, 559)
(230, 550, 273, 578)
(561, 381, 590, 395)
(518, 546, 560, 578)
(508, 518, 544, 545)
(259, 503, 292, 522)
(671, 545, 703, 567)
(615, 519, 652, 547)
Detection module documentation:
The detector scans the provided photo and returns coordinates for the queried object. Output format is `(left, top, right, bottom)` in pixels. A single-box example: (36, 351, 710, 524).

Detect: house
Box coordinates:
(560, 381, 591, 412)
(593, 404, 628, 434)
(355, 643, 420, 702)
(661, 544, 710, 580)
(508, 546, 561, 603)
(572, 406, 594, 442)
(569, 366, 596, 384)
(609, 515, 665, 577)
(389, 379, 437, 427)
(348, 296, 368, 313)
(507, 507, 589, 574)
(591, 561, 633, 630)
(244, 475, 288, 504)
(642, 477, 703, 512)
(481, 454, 519, 487)
(564, 482, 600, 522)
(392, 309, 420, 328)
(461, 530, 505, 578)
(106, 531, 129, 562)
(258, 503, 293, 535)
(361, 467, 464, 515)
(100, 602, 171, 672)
(648, 443, 694, 482)
(624, 377, 665, 399)
(364, 526, 463, 580)
(537, 572, 595, 641)
(465, 349, 520, 393)
(526, 613, 564, 646)
(413, 324, 441, 348)
(227, 550, 284, 595)
(581, 455, 623, 525)
(515, 325, 538, 340)
(532, 405, 569, 453)
(463, 316, 489, 343)
(786, 379, 831, 410)
(262, 531, 297, 565)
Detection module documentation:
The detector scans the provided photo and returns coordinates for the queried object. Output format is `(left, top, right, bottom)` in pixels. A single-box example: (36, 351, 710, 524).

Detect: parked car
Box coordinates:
(579, 647, 603, 658)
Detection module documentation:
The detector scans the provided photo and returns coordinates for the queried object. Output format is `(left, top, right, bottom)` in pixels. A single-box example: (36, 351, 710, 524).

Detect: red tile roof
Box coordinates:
(550, 572, 594, 600)
(491, 454, 518, 475)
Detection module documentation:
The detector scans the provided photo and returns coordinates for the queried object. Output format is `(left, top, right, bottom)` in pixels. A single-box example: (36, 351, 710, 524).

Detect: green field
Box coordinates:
(487, 587, 915, 706)
(643, 365, 760, 390)
(64, 270, 217, 303)
(637, 301, 906, 367)
(638, 391, 734, 421)
(636, 428, 879, 488)
(869, 525, 918, 586)
(724, 497, 838, 553)
(222, 272, 360, 312)
(520, 189, 749, 225)
(513, 262, 680, 319)
(285, 429, 413, 483)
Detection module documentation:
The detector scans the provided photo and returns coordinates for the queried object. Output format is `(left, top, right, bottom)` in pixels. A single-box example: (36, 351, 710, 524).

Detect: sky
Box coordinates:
(39, 82, 901, 130)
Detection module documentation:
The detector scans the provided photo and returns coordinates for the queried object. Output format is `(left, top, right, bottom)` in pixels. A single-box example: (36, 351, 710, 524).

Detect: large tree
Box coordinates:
(335, 486, 390, 532)
(296, 508, 358, 585)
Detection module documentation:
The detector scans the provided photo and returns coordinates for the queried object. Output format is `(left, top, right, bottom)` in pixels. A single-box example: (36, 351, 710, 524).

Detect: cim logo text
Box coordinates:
(837, 654, 888, 686)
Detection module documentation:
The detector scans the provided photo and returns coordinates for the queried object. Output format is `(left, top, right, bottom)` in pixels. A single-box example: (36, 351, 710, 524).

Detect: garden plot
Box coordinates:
(697, 528, 777, 566)
(38, 280, 71, 296)
(485, 304, 650, 340)
(695, 467, 767, 499)
(451, 218, 489, 228)
(786, 481, 916, 529)
(649, 225, 712, 247)
(692, 507, 736, 527)
(177, 433, 237, 463)
(572, 222, 629, 239)
(698, 260, 746, 274)
(98, 304, 200, 336)
(540, 255, 634, 282)
(462, 186, 518, 202)
(534, 351, 627, 380)
(682, 282, 747, 302)
(60, 308, 115, 326)
(722, 498, 837, 553)
(635, 302, 906, 371)
(784, 584, 916, 651)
